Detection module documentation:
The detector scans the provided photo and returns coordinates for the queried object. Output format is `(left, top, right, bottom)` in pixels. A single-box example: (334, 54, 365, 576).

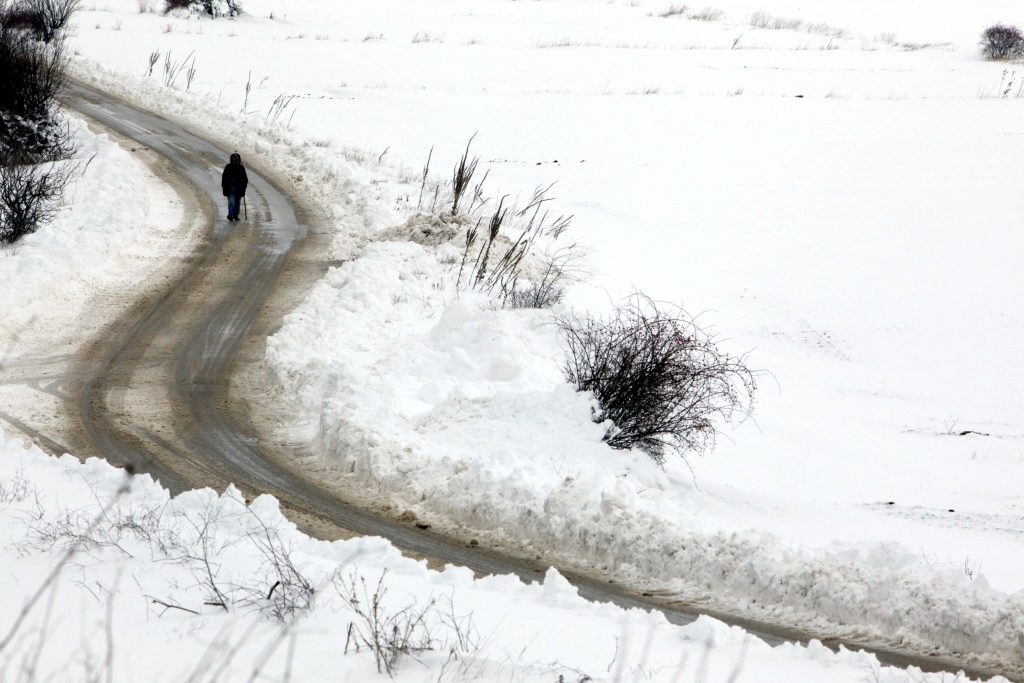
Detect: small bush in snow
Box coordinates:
(506, 245, 585, 310)
(507, 279, 566, 309)
(164, 0, 241, 18)
(339, 570, 437, 677)
(0, 157, 77, 243)
(17, 0, 80, 42)
(0, 0, 78, 243)
(980, 24, 1024, 60)
(0, 1, 74, 160)
(558, 295, 756, 464)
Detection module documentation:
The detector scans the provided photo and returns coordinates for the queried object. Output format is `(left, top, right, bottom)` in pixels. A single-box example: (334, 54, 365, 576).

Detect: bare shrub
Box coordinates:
(0, 155, 79, 243)
(339, 570, 436, 677)
(771, 16, 802, 30)
(507, 279, 565, 310)
(506, 244, 585, 310)
(0, 467, 34, 503)
(241, 509, 315, 622)
(805, 21, 848, 38)
(749, 11, 801, 31)
(657, 3, 687, 18)
(981, 24, 1024, 60)
(0, 18, 72, 160)
(338, 572, 481, 679)
(690, 6, 723, 21)
(0, 471, 134, 657)
(9, 0, 81, 43)
(558, 295, 756, 464)
(411, 31, 443, 43)
(749, 10, 770, 28)
(163, 0, 241, 18)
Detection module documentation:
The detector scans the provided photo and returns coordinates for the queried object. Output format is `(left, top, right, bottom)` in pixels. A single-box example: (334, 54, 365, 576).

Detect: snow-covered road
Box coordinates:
(21, 82, 1009, 681)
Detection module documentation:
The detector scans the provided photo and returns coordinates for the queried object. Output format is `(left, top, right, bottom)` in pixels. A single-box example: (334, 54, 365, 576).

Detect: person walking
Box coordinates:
(221, 152, 248, 221)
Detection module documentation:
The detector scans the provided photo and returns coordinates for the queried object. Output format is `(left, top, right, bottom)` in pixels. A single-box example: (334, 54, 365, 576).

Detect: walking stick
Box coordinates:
(243, 196, 248, 220)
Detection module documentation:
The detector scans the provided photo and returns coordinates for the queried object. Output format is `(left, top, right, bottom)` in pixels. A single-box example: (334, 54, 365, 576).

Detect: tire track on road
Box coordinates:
(56, 82, 1018, 682)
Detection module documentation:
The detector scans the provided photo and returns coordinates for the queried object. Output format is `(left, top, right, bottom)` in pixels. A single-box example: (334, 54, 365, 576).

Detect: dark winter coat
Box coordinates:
(221, 153, 248, 197)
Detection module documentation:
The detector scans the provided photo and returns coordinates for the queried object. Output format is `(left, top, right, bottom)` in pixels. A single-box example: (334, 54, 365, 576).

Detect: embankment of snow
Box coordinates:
(0, 428, 1012, 682)
(264, 230, 1024, 672)
(1, 117, 185, 336)
(65, 57, 1024, 674)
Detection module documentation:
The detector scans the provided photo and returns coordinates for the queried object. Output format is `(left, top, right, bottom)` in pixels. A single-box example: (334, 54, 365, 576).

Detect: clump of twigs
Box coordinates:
(0, 468, 34, 503)
(5, 0, 81, 43)
(339, 570, 436, 677)
(0, 156, 80, 243)
(241, 508, 315, 622)
(163, 0, 240, 17)
(338, 570, 480, 679)
(0, 0, 77, 162)
(558, 294, 757, 464)
(505, 244, 584, 309)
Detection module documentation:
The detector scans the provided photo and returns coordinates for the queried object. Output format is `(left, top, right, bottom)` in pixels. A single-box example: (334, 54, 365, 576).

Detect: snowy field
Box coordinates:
(0, 432, 1011, 682)
(1, 0, 1020, 679)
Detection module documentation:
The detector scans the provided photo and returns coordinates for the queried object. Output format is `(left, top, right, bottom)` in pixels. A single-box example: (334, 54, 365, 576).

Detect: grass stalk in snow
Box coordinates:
(450, 134, 479, 215)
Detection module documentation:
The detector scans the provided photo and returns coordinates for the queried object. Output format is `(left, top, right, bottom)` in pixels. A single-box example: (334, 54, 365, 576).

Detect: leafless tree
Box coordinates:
(981, 24, 1024, 60)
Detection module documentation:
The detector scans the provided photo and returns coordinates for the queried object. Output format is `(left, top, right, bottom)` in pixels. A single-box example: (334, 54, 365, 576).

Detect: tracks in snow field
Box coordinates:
(47, 83, 1018, 682)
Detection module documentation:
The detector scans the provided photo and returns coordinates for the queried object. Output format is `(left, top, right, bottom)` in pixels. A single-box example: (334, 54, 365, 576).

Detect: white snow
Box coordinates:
(1, 0, 1020, 678)
(1, 117, 187, 337)
(0, 430, 1011, 682)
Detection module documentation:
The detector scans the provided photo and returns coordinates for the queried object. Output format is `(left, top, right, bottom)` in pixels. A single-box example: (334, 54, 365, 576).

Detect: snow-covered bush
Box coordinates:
(980, 24, 1024, 60)
(0, 157, 77, 243)
(0, 2, 73, 160)
(0, 0, 77, 242)
(558, 295, 757, 464)
(164, 0, 241, 18)
(17, 0, 79, 43)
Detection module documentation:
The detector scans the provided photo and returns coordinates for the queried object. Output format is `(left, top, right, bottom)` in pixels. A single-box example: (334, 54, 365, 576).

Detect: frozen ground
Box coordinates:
(0, 92, 1006, 683)
(0, 430, 1012, 682)
(26, 0, 1024, 674)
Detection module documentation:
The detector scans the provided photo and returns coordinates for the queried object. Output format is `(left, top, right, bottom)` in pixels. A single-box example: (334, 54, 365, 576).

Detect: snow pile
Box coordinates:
(60, 0, 1024, 674)
(264, 221, 1024, 671)
(0, 429, 1011, 682)
(0, 118, 184, 335)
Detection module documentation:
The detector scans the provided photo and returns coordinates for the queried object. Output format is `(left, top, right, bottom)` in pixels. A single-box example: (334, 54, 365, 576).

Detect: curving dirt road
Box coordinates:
(40, 83, 1017, 681)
